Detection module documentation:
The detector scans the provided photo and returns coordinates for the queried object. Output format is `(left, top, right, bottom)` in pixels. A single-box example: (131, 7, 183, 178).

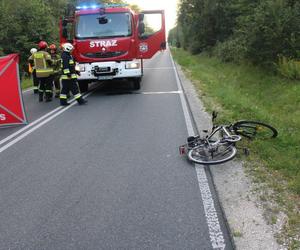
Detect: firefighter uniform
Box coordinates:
(28, 48, 39, 94)
(29, 42, 54, 102)
(31, 70, 40, 94)
(50, 51, 62, 98)
(60, 50, 86, 106)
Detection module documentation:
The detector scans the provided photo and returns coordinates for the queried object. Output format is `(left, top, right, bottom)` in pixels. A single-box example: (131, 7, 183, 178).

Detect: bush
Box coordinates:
(277, 56, 300, 80)
(213, 38, 247, 63)
(236, 1, 300, 65)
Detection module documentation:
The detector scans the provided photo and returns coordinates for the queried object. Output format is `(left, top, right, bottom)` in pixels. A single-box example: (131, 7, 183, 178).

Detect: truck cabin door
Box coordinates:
(60, 18, 74, 44)
(136, 10, 166, 59)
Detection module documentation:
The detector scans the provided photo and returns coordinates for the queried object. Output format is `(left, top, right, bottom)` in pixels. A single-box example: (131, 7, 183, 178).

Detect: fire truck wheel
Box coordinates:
(132, 77, 141, 90)
(78, 80, 89, 93)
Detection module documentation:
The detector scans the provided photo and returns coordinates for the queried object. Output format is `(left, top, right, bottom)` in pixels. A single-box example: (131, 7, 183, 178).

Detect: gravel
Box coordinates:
(175, 63, 286, 250)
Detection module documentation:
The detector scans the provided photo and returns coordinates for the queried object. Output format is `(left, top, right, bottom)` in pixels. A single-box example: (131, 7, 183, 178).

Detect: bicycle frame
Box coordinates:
(205, 124, 241, 147)
(180, 111, 277, 164)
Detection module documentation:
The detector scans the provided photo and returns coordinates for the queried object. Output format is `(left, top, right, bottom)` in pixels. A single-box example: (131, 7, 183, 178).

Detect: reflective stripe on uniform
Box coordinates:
(60, 74, 77, 80)
(33, 86, 38, 90)
(60, 94, 67, 99)
(60, 75, 69, 80)
(74, 93, 81, 99)
(63, 69, 70, 74)
(33, 53, 44, 59)
(69, 60, 74, 64)
(45, 90, 53, 93)
(36, 69, 53, 73)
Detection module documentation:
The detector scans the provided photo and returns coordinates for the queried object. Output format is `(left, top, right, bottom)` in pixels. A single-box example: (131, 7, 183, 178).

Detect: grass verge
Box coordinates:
(21, 77, 33, 90)
(171, 48, 300, 248)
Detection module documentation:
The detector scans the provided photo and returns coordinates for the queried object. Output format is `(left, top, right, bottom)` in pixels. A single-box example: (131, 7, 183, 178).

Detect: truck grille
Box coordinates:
(83, 51, 126, 58)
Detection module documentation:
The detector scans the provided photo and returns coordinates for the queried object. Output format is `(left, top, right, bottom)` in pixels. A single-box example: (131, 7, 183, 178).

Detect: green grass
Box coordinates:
(171, 48, 300, 246)
(172, 48, 300, 192)
(21, 77, 33, 90)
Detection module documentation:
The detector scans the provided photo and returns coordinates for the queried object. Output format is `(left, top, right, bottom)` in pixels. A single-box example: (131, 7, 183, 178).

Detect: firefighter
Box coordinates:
(28, 48, 39, 94)
(29, 41, 54, 102)
(60, 43, 87, 106)
(49, 44, 61, 98)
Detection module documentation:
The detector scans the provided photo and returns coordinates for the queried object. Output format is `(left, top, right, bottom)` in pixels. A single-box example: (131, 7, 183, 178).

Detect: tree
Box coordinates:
(177, 0, 300, 65)
(0, 0, 59, 66)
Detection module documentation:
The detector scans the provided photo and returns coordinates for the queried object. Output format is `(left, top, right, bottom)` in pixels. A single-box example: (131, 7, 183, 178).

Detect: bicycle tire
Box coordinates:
(233, 121, 278, 139)
(187, 143, 237, 165)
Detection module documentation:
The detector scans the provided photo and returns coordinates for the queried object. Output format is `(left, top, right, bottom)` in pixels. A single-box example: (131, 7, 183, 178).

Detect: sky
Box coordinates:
(125, 0, 179, 32)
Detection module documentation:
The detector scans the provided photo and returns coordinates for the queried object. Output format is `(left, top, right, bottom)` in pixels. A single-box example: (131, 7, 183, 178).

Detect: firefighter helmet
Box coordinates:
(49, 44, 57, 50)
(62, 43, 74, 52)
(30, 48, 37, 54)
(38, 41, 48, 49)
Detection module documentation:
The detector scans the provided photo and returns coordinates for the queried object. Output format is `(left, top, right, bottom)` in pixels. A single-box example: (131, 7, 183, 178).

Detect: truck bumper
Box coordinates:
(77, 60, 142, 81)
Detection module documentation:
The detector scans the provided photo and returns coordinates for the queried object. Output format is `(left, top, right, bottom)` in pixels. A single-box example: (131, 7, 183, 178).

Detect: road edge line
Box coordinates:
(170, 52, 227, 250)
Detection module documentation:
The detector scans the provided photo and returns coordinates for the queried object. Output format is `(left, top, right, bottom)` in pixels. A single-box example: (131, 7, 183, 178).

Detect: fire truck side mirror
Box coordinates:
(62, 19, 68, 27)
(138, 13, 144, 21)
(62, 28, 68, 39)
(62, 19, 68, 38)
(138, 22, 145, 35)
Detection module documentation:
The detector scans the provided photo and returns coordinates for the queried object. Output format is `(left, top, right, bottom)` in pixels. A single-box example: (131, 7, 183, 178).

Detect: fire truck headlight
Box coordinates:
(125, 62, 140, 69)
(76, 64, 85, 72)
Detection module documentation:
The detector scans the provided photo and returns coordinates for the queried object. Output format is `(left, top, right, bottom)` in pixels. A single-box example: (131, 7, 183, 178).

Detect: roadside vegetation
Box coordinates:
(21, 77, 33, 90)
(170, 1, 300, 247)
(170, 0, 300, 78)
(171, 48, 300, 248)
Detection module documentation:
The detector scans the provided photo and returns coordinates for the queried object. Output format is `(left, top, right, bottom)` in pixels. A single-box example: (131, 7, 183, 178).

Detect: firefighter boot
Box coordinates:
(77, 97, 87, 105)
(39, 93, 44, 102)
(45, 92, 52, 102)
(45, 97, 52, 102)
(60, 99, 70, 106)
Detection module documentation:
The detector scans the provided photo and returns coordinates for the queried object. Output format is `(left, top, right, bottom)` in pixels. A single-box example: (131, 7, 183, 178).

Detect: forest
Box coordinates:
(169, 0, 300, 78)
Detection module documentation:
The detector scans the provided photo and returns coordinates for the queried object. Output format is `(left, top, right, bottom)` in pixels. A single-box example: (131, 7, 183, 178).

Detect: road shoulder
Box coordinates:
(174, 62, 283, 250)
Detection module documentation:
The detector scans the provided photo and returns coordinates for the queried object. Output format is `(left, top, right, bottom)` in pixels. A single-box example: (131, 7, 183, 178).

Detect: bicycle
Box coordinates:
(179, 111, 278, 165)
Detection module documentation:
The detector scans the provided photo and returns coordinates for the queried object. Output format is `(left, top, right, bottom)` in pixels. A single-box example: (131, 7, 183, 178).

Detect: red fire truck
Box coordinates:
(60, 1, 166, 91)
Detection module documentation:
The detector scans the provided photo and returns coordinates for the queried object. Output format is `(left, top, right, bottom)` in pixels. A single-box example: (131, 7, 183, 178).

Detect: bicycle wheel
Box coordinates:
(187, 143, 237, 165)
(233, 121, 278, 139)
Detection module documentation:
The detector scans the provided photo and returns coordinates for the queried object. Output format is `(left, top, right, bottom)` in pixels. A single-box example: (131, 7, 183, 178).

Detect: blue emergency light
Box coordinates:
(76, 0, 102, 10)
(104, 4, 128, 8)
(76, 0, 128, 10)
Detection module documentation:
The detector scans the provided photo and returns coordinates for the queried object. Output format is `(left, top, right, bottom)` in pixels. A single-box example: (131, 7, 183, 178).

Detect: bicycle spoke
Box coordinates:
(188, 143, 237, 165)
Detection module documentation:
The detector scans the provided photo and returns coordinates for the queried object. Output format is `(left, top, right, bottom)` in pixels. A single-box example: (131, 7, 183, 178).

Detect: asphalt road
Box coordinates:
(0, 50, 234, 249)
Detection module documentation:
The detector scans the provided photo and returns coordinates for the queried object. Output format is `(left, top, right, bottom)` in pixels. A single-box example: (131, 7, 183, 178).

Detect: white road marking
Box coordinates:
(0, 106, 63, 147)
(170, 53, 226, 250)
(143, 67, 174, 70)
(140, 91, 182, 95)
(0, 92, 93, 154)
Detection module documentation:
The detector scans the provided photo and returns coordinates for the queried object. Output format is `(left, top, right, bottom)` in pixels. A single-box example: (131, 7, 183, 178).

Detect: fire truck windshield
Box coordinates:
(75, 12, 132, 39)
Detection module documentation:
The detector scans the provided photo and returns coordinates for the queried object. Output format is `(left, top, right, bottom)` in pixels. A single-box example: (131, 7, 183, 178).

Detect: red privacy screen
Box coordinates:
(0, 54, 27, 127)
